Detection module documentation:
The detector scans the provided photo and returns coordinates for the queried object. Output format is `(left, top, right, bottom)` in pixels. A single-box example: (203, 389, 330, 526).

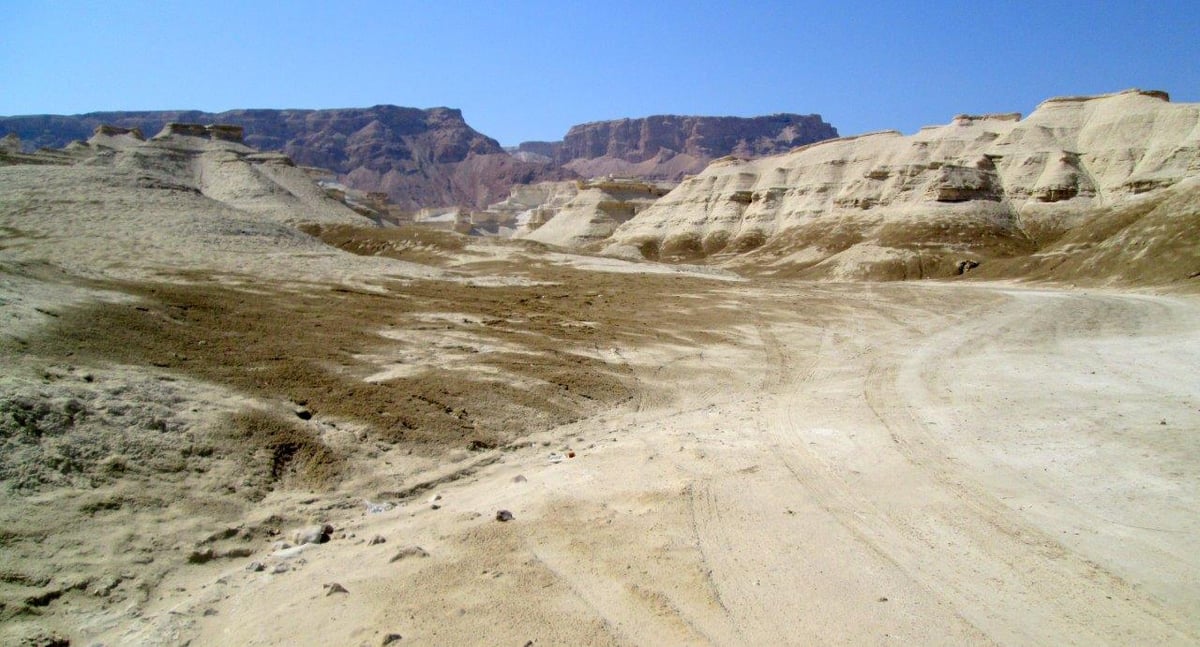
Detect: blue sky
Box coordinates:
(3, 1, 1197, 145)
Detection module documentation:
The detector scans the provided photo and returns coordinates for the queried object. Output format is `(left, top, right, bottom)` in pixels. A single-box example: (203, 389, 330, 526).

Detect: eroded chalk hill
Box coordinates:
(605, 89, 1200, 287)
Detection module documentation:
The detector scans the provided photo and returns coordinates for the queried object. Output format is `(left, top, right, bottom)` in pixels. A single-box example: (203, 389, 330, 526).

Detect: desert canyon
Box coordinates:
(0, 89, 1198, 646)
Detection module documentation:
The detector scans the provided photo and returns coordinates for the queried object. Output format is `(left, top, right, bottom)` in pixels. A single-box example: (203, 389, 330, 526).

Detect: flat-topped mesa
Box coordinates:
(93, 125, 145, 139)
(952, 113, 1022, 124)
(207, 124, 245, 142)
(152, 123, 245, 142)
(577, 176, 673, 197)
(556, 113, 837, 162)
(519, 113, 840, 182)
(1037, 88, 1170, 108)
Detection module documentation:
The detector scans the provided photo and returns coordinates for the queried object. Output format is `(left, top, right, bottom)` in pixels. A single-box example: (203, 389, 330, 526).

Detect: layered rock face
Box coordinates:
(480, 181, 581, 236)
(518, 114, 839, 181)
(519, 178, 672, 248)
(0, 107, 571, 210)
(606, 90, 1200, 284)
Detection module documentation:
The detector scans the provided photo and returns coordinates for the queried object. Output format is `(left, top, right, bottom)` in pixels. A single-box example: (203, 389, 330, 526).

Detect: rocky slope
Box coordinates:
(0, 106, 572, 210)
(604, 90, 1200, 286)
(0, 123, 401, 282)
(476, 181, 581, 236)
(518, 113, 839, 180)
(519, 178, 672, 248)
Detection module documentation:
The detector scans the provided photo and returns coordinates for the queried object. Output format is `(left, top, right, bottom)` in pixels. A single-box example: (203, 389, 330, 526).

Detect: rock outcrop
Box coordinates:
(518, 178, 672, 248)
(520, 113, 839, 181)
(0, 107, 571, 210)
(478, 181, 581, 236)
(605, 90, 1200, 285)
(0, 133, 21, 154)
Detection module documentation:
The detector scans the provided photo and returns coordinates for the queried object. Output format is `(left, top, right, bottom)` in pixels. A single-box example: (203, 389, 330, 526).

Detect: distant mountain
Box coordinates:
(517, 114, 839, 180)
(0, 106, 572, 210)
(1, 108, 839, 210)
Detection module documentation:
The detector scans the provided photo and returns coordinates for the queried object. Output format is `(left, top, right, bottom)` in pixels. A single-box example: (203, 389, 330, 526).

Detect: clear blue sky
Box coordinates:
(3, 1, 1197, 145)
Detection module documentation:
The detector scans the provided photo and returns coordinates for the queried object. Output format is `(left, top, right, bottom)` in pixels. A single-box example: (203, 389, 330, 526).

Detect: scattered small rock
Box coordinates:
(272, 563, 290, 574)
(381, 634, 403, 645)
(878, 596, 889, 602)
(203, 608, 219, 616)
(187, 548, 215, 564)
(294, 406, 313, 421)
(325, 582, 349, 595)
(88, 575, 122, 597)
(389, 546, 430, 562)
(430, 504, 441, 510)
(368, 535, 387, 546)
(292, 523, 334, 545)
(429, 494, 442, 503)
(495, 510, 514, 522)
(1160, 419, 1167, 425)
(246, 561, 265, 572)
(365, 500, 395, 514)
(272, 540, 293, 551)
(11, 628, 69, 647)
(511, 475, 527, 483)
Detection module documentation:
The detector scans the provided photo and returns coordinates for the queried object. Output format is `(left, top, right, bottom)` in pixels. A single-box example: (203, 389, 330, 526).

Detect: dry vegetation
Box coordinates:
(0, 230, 758, 635)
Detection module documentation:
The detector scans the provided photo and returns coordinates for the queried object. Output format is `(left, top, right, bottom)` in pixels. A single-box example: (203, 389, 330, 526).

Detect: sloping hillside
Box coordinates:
(605, 90, 1200, 287)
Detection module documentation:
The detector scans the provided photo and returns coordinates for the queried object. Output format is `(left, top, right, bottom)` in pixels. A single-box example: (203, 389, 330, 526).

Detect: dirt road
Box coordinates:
(178, 281, 1199, 646)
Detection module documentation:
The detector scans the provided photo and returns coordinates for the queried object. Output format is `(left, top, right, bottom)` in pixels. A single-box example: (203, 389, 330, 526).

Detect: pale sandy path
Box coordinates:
(170, 283, 1199, 647)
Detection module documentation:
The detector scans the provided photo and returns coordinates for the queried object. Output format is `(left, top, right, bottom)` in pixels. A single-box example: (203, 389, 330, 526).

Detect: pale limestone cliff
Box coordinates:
(482, 181, 581, 236)
(520, 178, 672, 248)
(605, 90, 1200, 280)
(78, 124, 369, 226)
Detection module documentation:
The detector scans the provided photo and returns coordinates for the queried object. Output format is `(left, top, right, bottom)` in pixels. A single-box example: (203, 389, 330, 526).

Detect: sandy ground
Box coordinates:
(75, 280, 1194, 647)
(3, 140, 1198, 645)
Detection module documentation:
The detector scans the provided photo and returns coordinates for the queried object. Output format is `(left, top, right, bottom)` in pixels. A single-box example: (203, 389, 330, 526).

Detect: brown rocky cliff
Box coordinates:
(541, 113, 838, 179)
(0, 106, 570, 210)
(510, 114, 836, 182)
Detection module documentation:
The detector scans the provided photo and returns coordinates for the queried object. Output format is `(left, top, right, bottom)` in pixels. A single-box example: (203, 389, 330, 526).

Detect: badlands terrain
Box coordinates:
(0, 90, 1198, 646)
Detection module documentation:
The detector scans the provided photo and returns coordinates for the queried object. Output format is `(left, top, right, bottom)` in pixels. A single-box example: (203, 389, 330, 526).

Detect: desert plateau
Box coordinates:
(1, 85, 1198, 647)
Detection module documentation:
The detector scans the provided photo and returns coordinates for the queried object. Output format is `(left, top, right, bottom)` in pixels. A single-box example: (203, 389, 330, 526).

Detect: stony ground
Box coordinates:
(2, 140, 1198, 645)
(2, 229, 1198, 645)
